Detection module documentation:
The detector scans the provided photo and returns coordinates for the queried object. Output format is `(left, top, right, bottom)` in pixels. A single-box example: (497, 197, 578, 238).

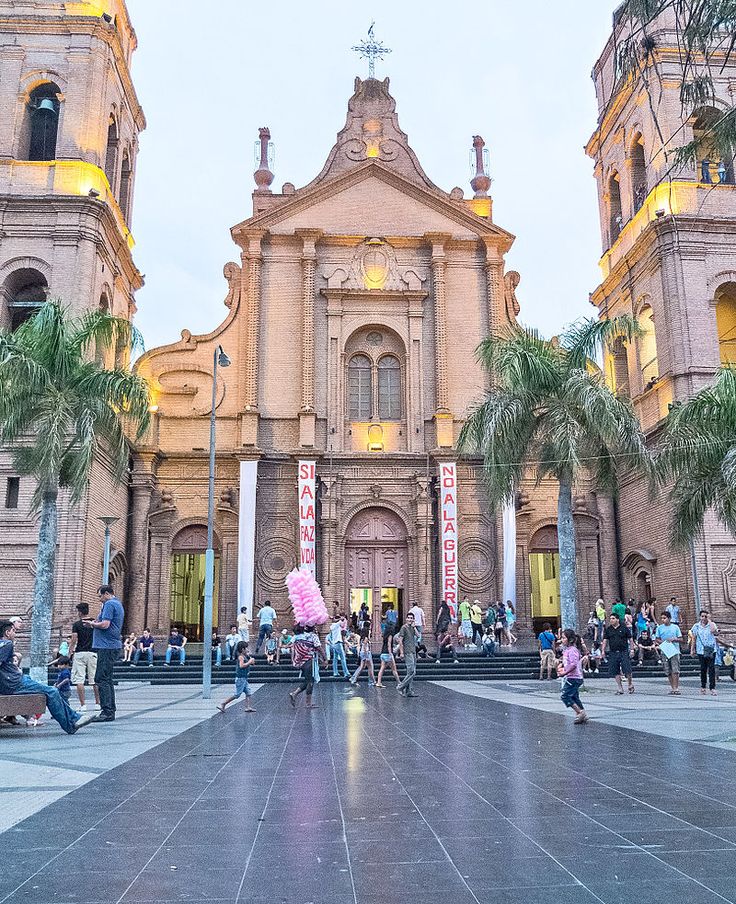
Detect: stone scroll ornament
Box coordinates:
(285, 567, 329, 626)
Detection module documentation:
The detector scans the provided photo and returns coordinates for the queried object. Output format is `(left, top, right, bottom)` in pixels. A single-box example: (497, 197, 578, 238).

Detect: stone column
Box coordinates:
(483, 239, 505, 337)
(237, 230, 265, 446)
(0, 47, 25, 160)
(595, 492, 621, 599)
(127, 453, 159, 631)
(426, 233, 453, 447)
(296, 229, 321, 447)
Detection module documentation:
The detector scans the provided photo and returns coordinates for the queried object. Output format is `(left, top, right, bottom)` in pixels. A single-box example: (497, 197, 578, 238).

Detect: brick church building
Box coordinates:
(0, 1, 733, 644)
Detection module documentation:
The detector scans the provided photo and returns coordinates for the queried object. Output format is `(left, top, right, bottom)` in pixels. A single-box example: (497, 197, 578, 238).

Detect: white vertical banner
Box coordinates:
(238, 460, 258, 620)
(439, 462, 458, 620)
(298, 460, 317, 573)
(502, 499, 517, 608)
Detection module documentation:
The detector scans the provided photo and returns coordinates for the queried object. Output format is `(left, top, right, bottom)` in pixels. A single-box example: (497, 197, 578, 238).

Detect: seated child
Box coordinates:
(54, 656, 72, 702)
(265, 634, 278, 664)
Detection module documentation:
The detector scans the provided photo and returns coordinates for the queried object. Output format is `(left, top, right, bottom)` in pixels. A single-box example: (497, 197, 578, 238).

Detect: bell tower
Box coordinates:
(0, 0, 145, 629)
(587, 6, 736, 617)
(0, 0, 145, 331)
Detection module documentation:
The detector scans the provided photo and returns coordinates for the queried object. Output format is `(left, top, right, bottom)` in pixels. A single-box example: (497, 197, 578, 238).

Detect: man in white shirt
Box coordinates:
(408, 604, 425, 640)
(329, 617, 350, 678)
(665, 597, 681, 625)
(654, 610, 682, 695)
(255, 601, 277, 653)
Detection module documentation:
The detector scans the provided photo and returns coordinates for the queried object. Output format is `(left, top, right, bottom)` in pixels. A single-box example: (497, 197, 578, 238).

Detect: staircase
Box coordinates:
(108, 652, 727, 686)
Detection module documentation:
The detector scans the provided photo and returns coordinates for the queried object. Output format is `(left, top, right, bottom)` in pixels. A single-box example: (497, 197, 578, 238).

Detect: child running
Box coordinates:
(558, 629, 588, 724)
(217, 641, 256, 713)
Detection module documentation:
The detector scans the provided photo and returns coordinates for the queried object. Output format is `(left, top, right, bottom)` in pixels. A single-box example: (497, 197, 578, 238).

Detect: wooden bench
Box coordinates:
(0, 694, 47, 720)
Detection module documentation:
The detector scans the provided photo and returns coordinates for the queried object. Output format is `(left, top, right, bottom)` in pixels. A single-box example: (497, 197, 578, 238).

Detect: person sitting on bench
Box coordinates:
(0, 621, 95, 734)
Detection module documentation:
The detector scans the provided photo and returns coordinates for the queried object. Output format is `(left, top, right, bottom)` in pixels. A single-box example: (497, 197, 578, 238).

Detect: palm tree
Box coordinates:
(657, 366, 736, 548)
(459, 317, 650, 630)
(0, 302, 150, 680)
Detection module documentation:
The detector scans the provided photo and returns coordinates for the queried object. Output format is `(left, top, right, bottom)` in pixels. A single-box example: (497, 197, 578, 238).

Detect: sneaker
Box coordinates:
(130, 664, 136, 668)
(574, 712, 589, 724)
(73, 712, 97, 731)
(78, 704, 87, 713)
(453, 659, 459, 664)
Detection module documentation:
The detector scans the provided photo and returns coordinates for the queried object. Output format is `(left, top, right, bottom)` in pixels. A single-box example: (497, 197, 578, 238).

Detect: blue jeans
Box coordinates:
(561, 678, 584, 709)
(165, 646, 186, 664)
(255, 624, 272, 653)
(133, 647, 153, 665)
(15, 676, 79, 734)
(332, 642, 349, 677)
(213, 646, 222, 667)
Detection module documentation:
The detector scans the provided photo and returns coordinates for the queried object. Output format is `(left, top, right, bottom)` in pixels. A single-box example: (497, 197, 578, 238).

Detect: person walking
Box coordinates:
(505, 601, 517, 645)
(350, 630, 376, 686)
(0, 621, 96, 734)
(434, 599, 451, 654)
(255, 600, 277, 654)
(665, 597, 681, 625)
(538, 622, 557, 680)
(470, 601, 484, 648)
(237, 607, 250, 645)
(289, 625, 324, 708)
(601, 612, 634, 695)
(69, 602, 99, 711)
(90, 585, 124, 723)
(654, 610, 682, 695)
(408, 602, 425, 642)
(217, 642, 256, 713)
(594, 599, 606, 643)
(329, 616, 350, 679)
(458, 596, 473, 650)
(396, 613, 419, 697)
(558, 629, 588, 724)
(376, 628, 401, 687)
(690, 609, 719, 696)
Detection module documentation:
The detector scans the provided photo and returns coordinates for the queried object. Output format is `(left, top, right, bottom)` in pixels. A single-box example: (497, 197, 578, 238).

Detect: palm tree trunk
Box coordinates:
(557, 474, 578, 631)
(29, 490, 58, 683)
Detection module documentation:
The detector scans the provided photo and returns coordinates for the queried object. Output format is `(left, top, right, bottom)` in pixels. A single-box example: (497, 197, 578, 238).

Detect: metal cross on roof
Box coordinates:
(351, 22, 392, 79)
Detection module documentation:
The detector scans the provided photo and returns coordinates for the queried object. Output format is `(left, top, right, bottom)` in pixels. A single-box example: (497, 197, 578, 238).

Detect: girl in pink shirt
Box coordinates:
(558, 629, 588, 724)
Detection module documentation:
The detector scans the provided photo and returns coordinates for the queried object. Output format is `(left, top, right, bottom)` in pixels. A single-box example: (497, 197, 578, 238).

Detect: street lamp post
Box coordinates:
(203, 345, 231, 699)
(98, 516, 120, 584)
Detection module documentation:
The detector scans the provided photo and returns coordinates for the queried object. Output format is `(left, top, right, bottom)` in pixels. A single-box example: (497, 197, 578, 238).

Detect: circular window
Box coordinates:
(366, 331, 383, 346)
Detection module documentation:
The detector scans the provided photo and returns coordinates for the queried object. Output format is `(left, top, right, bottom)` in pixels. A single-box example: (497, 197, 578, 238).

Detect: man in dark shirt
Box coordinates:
(90, 585, 124, 722)
(70, 602, 99, 711)
(0, 621, 95, 734)
(132, 629, 155, 667)
(601, 613, 635, 695)
(165, 628, 187, 665)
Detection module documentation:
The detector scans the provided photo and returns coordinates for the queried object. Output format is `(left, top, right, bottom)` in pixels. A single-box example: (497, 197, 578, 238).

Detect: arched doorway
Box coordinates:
(169, 525, 220, 641)
(345, 507, 408, 638)
(529, 525, 561, 633)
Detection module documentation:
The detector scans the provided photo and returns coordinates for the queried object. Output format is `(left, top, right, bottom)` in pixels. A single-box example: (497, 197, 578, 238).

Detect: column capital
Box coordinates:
(295, 228, 323, 258)
(424, 232, 452, 256)
(235, 228, 267, 255)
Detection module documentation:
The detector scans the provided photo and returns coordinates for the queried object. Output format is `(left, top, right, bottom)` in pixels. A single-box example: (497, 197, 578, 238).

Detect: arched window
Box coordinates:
(2, 268, 48, 331)
(348, 354, 372, 420)
(716, 282, 736, 365)
(378, 355, 402, 420)
(104, 117, 119, 190)
(609, 172, 623, 244)
(638, 304, 659, 387)
(119, 149, 132, 222)
(26, 83, 60, 162)
(605, 336, 630, 396)
(693, 107, 734, 184)
(630, 135, 647, 213)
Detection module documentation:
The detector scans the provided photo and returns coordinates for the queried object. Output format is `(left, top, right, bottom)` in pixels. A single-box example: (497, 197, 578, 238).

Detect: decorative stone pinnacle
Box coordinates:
(254, 126, 274, 193)
(470, 134, 491, 199)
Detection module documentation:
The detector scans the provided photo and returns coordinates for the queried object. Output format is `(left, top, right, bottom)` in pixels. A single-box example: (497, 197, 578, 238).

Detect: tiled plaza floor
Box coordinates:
(2, 681, 736, 904)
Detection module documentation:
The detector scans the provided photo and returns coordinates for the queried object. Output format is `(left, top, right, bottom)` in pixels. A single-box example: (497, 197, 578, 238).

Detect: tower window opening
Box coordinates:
(638, 304, 659, 388)
(104, 117, 119, 191)
(692, 107, 734, 185)
(2, 268, 48, 331)
(716, 282, 736, 366)
(609, 172, 623, 244)
(630, 136, 647, 213)
(119, 150, 132, 222)
(26, 84, 61, 162)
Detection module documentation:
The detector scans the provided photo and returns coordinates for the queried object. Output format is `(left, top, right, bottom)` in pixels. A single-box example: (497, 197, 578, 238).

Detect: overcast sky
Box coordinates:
(126, 1, 618, 351)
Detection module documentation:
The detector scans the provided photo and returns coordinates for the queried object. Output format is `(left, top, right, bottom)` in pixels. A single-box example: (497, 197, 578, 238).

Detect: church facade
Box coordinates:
(129, 77, 612, 641)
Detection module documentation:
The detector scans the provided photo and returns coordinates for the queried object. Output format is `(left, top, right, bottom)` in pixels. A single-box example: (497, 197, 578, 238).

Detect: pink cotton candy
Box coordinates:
(285, 567, 329, 625)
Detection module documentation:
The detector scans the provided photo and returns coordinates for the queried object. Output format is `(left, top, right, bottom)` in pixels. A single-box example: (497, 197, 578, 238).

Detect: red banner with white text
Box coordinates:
(440, 462, 458, 620)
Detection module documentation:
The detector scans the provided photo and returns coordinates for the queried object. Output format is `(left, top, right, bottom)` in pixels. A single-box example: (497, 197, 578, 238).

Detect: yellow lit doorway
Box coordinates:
(529, 551, 561, 633)
(170, 553, 220, 642)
